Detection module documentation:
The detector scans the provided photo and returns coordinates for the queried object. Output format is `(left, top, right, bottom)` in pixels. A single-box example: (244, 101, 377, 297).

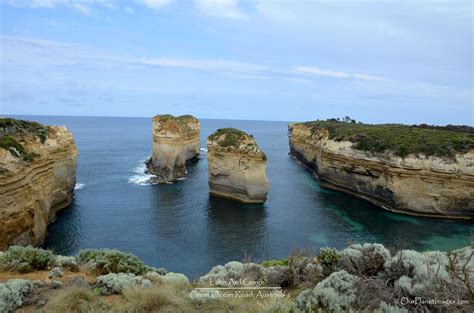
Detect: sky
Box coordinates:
(0, 0, 472, 124)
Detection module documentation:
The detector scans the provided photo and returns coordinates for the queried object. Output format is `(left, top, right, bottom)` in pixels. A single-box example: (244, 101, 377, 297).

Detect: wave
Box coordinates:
(200, 147, 207, 153)
(128, 160, 155, 185)
(74, 183, 86, 190)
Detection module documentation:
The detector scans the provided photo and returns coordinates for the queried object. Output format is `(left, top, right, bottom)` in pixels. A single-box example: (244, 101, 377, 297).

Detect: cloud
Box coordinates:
(123, 7, 135, 14)
(194, 0, 246, 19)
(139, 57, 266, 74)
(294, 66, 390, 82)
(139, 0, 173, 10)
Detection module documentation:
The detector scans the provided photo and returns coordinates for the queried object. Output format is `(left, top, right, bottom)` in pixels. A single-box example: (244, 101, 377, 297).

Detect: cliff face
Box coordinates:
(146, 114, 200, 182)
(0, 119, 78, 250)
(289, 124, 474, 219)
(207, 128, 269, 203)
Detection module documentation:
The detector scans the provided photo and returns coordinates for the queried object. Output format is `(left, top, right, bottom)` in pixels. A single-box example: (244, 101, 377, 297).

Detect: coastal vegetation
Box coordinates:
(0, 118, 49, 162)
(301, 119, 474, 158)
(1, 243, 472, 312)
(208, 128, 250, 148)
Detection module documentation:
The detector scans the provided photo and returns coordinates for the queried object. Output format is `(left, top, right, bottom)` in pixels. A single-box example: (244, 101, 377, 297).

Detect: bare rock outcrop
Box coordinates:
(289, 122, 474, 219)
(0, 118, 78, 250)
(146, 114, 200, 183)
(207, 128, 269, 203)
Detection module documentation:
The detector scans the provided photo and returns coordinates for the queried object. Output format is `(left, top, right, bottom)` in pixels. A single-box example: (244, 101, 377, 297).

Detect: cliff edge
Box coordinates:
(207, 128, 269, 203)
(289, 120, 474, 219)
(146, 114, 200, 182)
(0, 118, 78, 250)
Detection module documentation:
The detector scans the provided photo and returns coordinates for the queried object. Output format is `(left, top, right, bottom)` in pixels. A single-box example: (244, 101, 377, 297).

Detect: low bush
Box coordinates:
(77, 249, 150, 275)
(340, 243, 391, 276)
(0, 279, 32, 313)
(96, 273, 152, 295)
(52, 255, 79, 271)
(0, 245, 54, 272)
(317, 247, 340, 273)
(296, 270, 359, 312)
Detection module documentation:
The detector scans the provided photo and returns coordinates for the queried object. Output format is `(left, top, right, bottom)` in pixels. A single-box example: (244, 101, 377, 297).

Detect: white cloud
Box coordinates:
(124, 6, 135, 14)
(139, 0, 173, 10)
(294, 66, 389, 82)
(140, 57, 266, 74)
(194, 0, 246, 19)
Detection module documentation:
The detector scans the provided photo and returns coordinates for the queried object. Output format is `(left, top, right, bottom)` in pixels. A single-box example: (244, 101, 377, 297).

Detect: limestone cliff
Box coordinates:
(146, 114, 200, 183)
(289, 122, 474, 219)
(0, 118, 78, 250)
(207, 128, 269, 203)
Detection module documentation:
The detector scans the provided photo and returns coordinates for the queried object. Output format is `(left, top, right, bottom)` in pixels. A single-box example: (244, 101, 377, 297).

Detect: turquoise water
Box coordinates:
(12, 116, 472, 278)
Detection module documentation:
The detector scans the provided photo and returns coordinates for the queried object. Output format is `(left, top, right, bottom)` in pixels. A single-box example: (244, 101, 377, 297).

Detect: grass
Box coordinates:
(300, 120, 474, 158)
(261, 258, 289, 267)
(0, 118, 49, 162)
(43, 287, 102, 313)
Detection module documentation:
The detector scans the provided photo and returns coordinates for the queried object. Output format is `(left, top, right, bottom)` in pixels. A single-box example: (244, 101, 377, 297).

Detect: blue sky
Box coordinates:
(0, 0, 472, 124)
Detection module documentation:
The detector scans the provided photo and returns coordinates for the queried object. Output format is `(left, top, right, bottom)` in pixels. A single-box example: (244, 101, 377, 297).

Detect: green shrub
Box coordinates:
(0, 245, 54, 272)
(96, 273, 152, 295)
(296, 270, 359, 312)
(77, 249, 150, 275)
(317, 248, 340, 272)
(0, 279, 32, 313)
(52, 255, 79, 271)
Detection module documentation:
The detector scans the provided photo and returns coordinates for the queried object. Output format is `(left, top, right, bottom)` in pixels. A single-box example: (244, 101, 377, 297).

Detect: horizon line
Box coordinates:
(3, 113, 295, 124)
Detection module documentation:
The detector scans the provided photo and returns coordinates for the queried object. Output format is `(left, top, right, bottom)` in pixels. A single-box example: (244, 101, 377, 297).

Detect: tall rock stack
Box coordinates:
(207, 128, 269, 203)
(0, 118, 78, 250)
(147, 114, 200, 182)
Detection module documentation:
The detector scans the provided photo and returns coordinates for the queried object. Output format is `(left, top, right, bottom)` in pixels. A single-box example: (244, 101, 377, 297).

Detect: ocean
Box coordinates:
(11, 116, 473, 278)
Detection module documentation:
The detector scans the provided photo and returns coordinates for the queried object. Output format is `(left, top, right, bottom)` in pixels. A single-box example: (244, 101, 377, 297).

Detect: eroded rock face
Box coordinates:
(207, 128, 269, 203)
(289, 123, 474, 219)
(0, 118, 78, 250)
(146, 114, 200, 182)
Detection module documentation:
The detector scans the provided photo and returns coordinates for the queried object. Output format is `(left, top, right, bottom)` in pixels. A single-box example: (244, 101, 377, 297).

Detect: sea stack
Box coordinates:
(289, 120, 474, 219)
(146, 114, 200, 182)
(0, 118, 78, 250)
(207, 128, 269, 203)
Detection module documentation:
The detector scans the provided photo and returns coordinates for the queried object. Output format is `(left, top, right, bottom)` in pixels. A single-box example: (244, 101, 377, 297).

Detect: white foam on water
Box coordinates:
(200, 147, 207, 153)
(128, 161, 154, 185)
(74, 183, 86, 190)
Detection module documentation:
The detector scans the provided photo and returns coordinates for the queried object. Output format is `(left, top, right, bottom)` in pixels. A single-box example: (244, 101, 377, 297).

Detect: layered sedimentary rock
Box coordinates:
(289, 123, 474, 219)
(207, 128, 269, 203)
(146, 114, 200, 182)
(0, 118, 78, 250)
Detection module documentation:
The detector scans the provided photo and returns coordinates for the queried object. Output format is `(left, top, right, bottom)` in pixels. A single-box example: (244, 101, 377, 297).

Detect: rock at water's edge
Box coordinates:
(207, 128, 269, 203)
(146, 114, 200, 183)
(0, 118, 78, 250)
(288, 122, 474, 219)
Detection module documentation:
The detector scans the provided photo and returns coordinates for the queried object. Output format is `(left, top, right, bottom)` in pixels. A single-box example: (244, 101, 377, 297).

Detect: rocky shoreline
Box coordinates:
(0, 118, 78, 250)
(289, 121, 474, 219)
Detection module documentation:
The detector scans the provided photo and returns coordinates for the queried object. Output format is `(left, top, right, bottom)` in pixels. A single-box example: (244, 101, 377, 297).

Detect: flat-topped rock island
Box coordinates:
(207, 128, 269, 203)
